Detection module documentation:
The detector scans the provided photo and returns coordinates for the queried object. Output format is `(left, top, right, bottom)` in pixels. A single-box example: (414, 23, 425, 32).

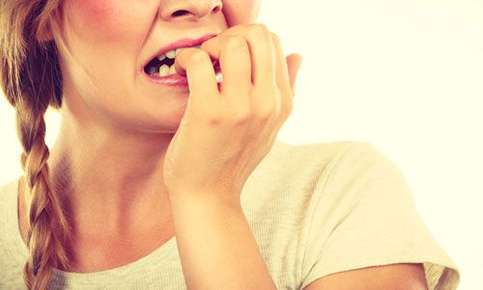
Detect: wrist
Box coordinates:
(168, 188, 242, 211)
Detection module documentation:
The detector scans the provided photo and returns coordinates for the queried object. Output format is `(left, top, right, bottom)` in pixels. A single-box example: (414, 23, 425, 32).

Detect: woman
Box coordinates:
(0, 0, 460, 289)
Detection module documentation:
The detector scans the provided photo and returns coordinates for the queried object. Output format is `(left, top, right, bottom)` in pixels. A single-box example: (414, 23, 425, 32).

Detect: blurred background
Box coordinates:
(1, 0, 482, 289)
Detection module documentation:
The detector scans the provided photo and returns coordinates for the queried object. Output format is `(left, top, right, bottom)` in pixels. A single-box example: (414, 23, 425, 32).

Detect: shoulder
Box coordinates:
(294, 140, 407, 200)
(242, 140, 385, 223)
(249, 140, 386, 194)
(268, 140, 413, 247)
(294, 142, 461, 290)
(265, 140, 387, 188)
(270, 140, 384, 170)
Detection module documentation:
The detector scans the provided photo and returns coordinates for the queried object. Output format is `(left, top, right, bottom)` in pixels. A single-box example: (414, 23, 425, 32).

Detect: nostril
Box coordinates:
(171, 10, 190, 17)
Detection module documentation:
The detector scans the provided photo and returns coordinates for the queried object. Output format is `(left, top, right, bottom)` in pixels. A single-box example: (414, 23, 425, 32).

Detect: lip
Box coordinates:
(140, 32, 219, 73)
(144, 73, 189, 87)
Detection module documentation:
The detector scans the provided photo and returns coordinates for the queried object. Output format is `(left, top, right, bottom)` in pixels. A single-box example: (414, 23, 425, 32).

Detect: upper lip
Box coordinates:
(142, 33, 219, 71)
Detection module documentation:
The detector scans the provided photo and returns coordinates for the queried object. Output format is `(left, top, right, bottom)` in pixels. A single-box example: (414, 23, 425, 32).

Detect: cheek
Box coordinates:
(62, 0, 153, 96)
(69, 0, 145, 43)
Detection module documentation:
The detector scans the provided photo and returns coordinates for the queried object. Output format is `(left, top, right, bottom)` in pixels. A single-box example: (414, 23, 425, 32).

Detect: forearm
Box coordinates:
(168, 192, 277, 290)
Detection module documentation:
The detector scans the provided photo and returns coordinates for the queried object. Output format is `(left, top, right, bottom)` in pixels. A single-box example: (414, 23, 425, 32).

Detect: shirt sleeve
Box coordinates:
(299, 142, 460, 290)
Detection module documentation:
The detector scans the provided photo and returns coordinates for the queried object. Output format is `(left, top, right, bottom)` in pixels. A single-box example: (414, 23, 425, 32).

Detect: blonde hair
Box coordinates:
(0, 0, 72, 289)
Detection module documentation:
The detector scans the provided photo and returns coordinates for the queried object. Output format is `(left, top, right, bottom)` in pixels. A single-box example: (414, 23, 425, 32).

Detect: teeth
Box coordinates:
(169, 64, 177, 75)
(155, 62, 220, 79)
(152, 44, 206, 77)
(159, 64, 170, 77)
(156, 44, 204, 60)
(158, 64, 178, 77)
(165, 49, 176, 59)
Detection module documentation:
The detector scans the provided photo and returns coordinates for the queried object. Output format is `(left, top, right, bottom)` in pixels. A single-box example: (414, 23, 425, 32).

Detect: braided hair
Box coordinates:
(0, 0, 72, 289)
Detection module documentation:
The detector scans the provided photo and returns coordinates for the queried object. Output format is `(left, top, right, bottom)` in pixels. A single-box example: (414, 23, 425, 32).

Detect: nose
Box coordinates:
(159, 0, 223, 21)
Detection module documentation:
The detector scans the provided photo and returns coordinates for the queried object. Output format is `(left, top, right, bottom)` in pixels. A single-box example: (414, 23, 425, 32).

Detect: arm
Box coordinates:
(169, 193, 277, 290)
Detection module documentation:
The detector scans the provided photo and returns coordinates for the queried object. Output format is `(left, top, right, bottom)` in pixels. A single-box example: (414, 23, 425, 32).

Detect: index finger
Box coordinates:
(174, 48, 219, 99)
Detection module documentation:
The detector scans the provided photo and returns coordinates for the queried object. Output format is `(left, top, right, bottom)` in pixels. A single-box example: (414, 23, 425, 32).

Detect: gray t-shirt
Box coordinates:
(0, 141, 460, 289)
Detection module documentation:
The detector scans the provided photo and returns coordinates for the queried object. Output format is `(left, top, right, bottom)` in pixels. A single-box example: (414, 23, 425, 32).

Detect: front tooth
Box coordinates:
(166, 49, 176, 59)
(157, 54, 166, 61)
(169, 64, 176, 75)
(159, 64, 170, 76)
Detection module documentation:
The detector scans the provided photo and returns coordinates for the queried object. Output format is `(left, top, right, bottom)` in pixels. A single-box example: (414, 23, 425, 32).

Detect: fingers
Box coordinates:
(173, 23, 299, 128)
(200, 24, 277, 87)
(244, 24, 277, 87)
(286, 54, 302, 94)
(270, 32, 293, 118)
(174, 48, 219, 104)
(217, 36, 252, 97)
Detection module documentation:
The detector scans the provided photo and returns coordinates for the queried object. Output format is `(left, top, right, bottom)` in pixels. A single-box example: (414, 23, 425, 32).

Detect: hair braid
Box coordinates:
(1, 0, 71, 289)
(17, 105, 71, 289)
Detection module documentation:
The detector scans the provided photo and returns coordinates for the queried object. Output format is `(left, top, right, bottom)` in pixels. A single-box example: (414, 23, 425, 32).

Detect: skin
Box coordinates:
(18, 0, 273, 272)
(16, 1, 427, 289)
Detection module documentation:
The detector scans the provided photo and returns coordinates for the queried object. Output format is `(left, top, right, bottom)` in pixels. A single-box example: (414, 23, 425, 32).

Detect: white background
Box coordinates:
(1, 0, 482, 289)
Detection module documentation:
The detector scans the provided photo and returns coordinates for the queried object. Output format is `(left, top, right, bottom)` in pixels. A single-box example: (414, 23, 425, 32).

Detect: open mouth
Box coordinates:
(143, 45, 220, 78)
(143, 46, 190, 77)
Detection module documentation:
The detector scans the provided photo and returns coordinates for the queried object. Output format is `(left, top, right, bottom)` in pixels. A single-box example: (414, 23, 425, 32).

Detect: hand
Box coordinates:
(163, 23, 302, 204)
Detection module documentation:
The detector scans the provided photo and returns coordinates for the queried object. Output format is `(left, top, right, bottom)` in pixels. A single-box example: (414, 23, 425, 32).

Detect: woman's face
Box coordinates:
(52, 0, 261, 133)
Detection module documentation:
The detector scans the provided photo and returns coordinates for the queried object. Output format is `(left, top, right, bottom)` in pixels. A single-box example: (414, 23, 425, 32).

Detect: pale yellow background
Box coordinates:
(1, 0, 481, 289)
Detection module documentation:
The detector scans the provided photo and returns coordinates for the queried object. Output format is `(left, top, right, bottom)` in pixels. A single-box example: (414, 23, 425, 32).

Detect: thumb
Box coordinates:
(286, 53, 303, 95)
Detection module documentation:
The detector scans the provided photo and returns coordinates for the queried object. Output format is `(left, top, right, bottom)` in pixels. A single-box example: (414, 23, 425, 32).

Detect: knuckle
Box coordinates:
(282, 101, 293, 118)
(224, 36, 247, 50)
(229, 109, 252, 125)
(190, 49, 209, 65)
(195, 106, 223, 125)
(250, 23, 269, 34)
(206, 113, 224, 126)
(270, 32, 280, 43)
(254, 106, 273, 122)
(248, 23, 270, 39)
